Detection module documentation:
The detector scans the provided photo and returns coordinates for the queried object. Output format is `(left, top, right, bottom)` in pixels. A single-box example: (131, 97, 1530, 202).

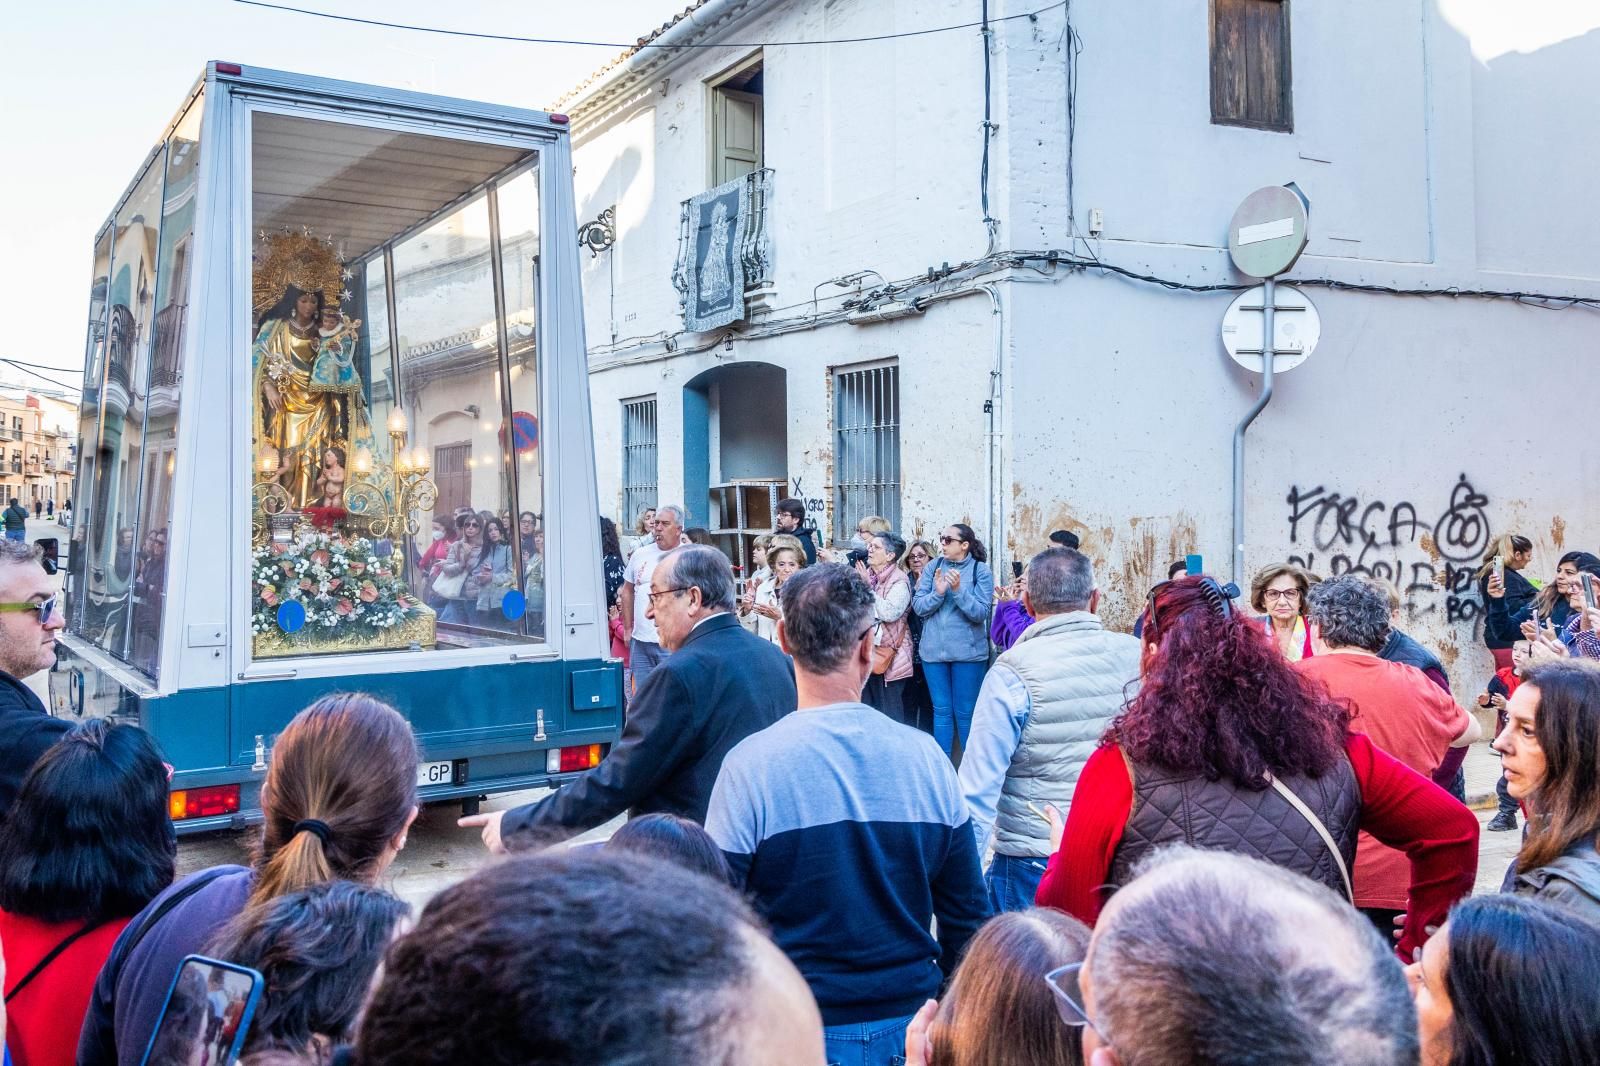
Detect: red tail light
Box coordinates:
(170, 784, 241, 820)
(558, 744, 603, 773)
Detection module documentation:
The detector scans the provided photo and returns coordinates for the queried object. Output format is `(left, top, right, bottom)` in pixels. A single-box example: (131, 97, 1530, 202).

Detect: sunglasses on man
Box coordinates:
(0, 594, 58, 625)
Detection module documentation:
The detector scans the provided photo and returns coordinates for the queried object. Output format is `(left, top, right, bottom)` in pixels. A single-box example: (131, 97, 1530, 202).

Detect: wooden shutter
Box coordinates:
(433, 442, 471, 518)
(712, 88, 763, 185)
(1211, 0, 1293, 132)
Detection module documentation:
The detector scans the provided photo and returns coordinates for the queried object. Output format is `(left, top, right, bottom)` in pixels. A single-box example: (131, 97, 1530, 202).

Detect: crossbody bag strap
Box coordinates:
(1266, 772, 1354, 903)
(5, 920, 107, 1004)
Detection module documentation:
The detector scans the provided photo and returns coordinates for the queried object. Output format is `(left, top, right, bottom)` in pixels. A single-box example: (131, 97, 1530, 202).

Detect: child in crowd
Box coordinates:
(1481, 639, 1530, 832)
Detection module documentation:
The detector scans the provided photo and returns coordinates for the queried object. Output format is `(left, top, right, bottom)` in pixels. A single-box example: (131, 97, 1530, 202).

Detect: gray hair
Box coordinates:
(654, 504, 686, 528)
(1090, 847, 1417, 1066)
(779, 564, 874, 674)
(1026, 548, 1095, 615)
(1305, 574, 1391, 653)
(662, 545, 735, 612)
(0, 540, 41, 570)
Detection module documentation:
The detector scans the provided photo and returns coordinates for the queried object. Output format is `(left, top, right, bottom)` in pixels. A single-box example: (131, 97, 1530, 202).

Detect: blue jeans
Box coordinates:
(4, 529, 24, 542)
(824, 1014, 911, 1066)
(630, 639, 668, 696)
(924, 660, 985, 757)
(986, 853, 1049, 914)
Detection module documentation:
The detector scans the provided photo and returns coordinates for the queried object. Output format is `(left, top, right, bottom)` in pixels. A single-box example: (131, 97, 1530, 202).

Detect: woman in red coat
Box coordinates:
(0, 720, 174, 1066)
(1035, 576, 1478, 959)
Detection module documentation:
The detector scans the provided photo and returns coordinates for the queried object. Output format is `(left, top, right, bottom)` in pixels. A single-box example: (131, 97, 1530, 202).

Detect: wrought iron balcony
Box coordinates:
(672, 167, 774, 333)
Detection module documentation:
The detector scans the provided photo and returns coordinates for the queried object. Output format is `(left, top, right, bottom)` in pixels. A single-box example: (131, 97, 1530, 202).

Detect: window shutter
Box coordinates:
(713, 88, 763, 185)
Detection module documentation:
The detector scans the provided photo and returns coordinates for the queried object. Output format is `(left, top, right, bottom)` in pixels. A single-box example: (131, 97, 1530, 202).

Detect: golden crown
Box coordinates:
(252, 228, 347, 314)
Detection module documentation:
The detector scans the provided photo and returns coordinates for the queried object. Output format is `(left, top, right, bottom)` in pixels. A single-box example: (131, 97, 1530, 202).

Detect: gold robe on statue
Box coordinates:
(253, 316, 377, 509)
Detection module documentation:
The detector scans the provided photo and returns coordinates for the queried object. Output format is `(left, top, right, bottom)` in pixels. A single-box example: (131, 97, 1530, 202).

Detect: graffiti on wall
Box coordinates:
(1284, 474, 1490, 626)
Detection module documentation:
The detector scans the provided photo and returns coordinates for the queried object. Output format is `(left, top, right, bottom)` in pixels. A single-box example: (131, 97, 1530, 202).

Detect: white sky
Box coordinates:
(0, 0, 686, 388)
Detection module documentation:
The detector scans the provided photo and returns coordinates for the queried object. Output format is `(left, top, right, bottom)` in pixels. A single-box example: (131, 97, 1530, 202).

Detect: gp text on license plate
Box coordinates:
(417, 760, 453, 787)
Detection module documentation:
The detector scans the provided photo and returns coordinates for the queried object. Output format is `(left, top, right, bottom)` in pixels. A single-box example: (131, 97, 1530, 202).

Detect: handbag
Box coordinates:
(872, 620, 908, 676)
(1266, 771, 1355, 903)
(432, 569, 466, 600)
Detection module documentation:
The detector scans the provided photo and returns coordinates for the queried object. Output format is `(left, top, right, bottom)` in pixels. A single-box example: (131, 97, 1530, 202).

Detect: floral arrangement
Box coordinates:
(252, 529, 424, 640)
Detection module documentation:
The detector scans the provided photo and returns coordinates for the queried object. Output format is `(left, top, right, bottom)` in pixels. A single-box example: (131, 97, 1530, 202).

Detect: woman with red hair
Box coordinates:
(1033, 576, 1477, 958)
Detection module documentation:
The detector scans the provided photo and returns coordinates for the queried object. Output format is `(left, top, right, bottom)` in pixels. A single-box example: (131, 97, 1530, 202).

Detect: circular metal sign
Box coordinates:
(1221, 284, 1320, 373)
(1227, 185, 1309, 278)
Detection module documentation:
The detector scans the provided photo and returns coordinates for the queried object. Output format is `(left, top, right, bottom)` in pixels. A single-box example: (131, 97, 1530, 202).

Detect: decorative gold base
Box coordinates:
(253, 606, 437, 659)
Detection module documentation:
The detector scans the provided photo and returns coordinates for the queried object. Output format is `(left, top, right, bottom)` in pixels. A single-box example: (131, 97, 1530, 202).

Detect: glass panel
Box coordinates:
(83, 151, 166, 655)
(127, 99, 203, 677)
(496, 165, 544, 639)
(66, 226, 115, 634)
(248, 111, 535, 657)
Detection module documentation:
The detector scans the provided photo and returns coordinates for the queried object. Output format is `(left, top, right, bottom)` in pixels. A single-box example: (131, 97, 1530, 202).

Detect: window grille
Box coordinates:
(621, 397, 659, 528)
(833, 364, 900, 534)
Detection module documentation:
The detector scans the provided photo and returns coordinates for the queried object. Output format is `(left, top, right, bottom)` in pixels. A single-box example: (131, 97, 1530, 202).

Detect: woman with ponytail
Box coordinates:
(77, 693, 419, 1066)
(1033, 576, 1478, 960)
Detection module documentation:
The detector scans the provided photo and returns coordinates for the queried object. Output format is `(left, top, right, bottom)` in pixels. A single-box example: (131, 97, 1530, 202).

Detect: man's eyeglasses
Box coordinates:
(0, 595, 58, 625)
(1045, 963, 1108, 1041)
(647, 587, 692, 604)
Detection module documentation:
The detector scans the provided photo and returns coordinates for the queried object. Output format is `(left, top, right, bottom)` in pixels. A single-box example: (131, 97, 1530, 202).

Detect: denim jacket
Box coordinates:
(912, 556, 994, 663)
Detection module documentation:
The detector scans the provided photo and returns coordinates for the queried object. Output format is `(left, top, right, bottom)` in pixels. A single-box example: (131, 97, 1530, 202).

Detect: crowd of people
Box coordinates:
(3, 503, 1600, 1065)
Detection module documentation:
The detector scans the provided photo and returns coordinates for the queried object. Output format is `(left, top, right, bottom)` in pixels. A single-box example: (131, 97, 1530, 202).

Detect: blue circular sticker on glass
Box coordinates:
(276, 600, 307, 634)
(501, 589, 527, 621)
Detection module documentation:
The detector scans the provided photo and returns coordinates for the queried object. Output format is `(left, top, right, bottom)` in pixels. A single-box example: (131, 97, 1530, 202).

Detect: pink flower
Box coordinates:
(348, 560, 367, 576)
(358, 581, 380, 604)
(335, 599, 355, 616)
(327, 578, 342, 591)
(299, 578, 313, 592)
(260, 587, 279, 606)
(311, 549, 331, 567)
(280, 562, 296, 577)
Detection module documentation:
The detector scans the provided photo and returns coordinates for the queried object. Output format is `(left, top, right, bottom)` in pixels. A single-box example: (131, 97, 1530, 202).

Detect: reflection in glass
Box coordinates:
(67, 226, 114, 634)
(84, 151, 166, 656)
(128, 101, 203, 677)
(495, 166, 544, 639)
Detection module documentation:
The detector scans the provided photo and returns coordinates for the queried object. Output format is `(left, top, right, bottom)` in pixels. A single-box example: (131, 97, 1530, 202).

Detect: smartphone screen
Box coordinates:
(1011, 561, 1023, 580)
(1584, 574, 1598, 611)
(141, 956, 264, 1066)
(1185, 554, 1203, 576)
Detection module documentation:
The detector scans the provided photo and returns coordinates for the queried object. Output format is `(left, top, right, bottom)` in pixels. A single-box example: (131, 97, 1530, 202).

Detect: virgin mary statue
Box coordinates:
(252, 231, 378, 510)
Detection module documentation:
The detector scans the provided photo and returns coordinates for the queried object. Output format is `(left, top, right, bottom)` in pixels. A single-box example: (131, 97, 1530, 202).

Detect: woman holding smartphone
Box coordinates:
(1479, 534, 1537, 670)
(912, 523, 994, 758)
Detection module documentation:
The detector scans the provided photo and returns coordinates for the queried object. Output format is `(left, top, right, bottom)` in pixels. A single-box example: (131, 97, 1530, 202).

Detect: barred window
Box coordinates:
(621, 397, 658, 529)
(833, 363, 900, 535)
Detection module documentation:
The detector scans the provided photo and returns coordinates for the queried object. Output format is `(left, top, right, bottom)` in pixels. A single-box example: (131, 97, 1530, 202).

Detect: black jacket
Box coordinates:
(0, 670, 70, 821)
(1481, 569, 1539, 648)
(502, 613, 795, 843)
(790, 526, 819, 566)
(2, 502, 27, 533)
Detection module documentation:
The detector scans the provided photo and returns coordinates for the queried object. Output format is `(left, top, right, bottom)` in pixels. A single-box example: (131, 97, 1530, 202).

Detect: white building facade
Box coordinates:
(562, 0, 1600, 689)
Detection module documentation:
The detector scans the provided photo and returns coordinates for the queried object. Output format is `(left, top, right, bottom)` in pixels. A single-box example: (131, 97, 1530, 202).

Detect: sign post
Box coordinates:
(1225, 185, 1313, 586)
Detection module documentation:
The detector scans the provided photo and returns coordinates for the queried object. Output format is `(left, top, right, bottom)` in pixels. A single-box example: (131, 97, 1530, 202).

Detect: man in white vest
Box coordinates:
(959, 547, 1142, 912)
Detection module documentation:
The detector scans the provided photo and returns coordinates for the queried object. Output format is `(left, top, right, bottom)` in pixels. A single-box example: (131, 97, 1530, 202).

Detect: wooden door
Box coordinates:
(434, 442, 471, 518)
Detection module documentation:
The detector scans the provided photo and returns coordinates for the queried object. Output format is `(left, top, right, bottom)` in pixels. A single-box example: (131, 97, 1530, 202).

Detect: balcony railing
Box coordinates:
(672, 167, 774, 332)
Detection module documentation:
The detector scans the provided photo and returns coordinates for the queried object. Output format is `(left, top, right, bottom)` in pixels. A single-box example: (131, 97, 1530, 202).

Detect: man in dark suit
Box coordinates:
(462, 544, 795, 852)
(0, 540, 69, 821)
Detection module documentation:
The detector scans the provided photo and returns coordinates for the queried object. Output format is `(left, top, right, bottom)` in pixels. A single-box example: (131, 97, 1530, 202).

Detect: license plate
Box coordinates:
(416, 760, 453, 787)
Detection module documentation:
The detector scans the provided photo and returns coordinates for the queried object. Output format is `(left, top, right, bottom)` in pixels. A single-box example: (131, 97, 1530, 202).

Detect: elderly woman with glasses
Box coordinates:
(913, 523, 995, 758)
(1250, 562, 1317, 661)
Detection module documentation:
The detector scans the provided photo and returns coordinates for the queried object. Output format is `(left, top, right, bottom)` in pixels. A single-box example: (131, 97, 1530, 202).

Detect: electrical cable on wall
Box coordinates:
(232, 0, 1071, 49)
(978, 0, 1000, 255)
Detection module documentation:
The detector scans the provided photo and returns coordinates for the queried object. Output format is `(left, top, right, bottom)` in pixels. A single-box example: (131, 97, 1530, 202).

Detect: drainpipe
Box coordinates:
(1231, 275, 1276, 587)
(982, 283, 1005, 577)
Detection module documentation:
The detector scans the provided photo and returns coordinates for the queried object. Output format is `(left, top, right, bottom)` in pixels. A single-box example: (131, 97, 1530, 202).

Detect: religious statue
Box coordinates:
(251, 230, 378, 511)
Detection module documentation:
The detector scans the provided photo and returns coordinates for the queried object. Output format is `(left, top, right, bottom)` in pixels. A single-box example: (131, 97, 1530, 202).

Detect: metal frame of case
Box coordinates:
(51, 63, 621, 832)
